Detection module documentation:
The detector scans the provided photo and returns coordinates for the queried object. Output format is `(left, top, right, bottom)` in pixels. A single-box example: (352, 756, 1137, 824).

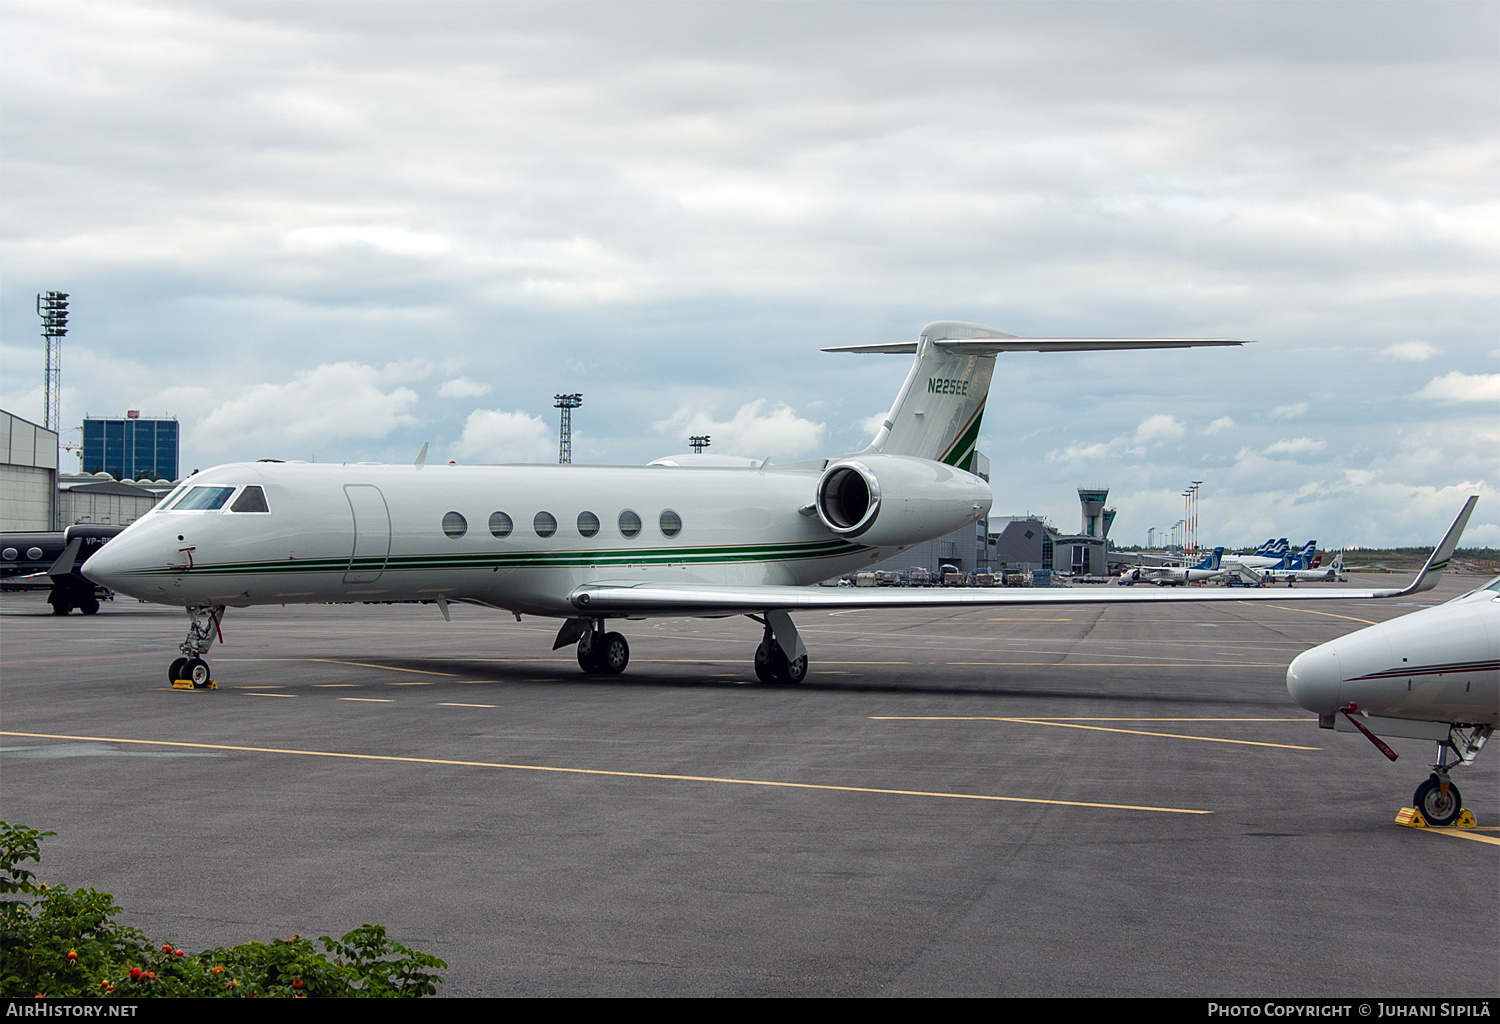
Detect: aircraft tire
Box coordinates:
(600, 632, 629, 675)
(577, 642, 602, 674)
(186, 658, 212, 689)
(169, 657, 188, 683)
(49, 597, 71, 615)
(780, 653, 808, 684)
(80, 596, 100, 615)
(1413, 776, 1462, 827)
(753, 641, 774, 683)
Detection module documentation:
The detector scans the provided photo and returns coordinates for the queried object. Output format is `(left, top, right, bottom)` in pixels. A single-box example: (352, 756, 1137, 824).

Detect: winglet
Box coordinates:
(414, 442, 429, 469)
(1399, 495, 1478, 596)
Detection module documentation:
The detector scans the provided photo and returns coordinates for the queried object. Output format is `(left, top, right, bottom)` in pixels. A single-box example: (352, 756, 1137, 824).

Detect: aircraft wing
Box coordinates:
(572, 496, 1477, 617)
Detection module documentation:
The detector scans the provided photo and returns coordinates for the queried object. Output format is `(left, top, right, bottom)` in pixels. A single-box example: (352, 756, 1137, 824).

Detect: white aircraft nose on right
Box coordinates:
(1286, 645, 1344, 717)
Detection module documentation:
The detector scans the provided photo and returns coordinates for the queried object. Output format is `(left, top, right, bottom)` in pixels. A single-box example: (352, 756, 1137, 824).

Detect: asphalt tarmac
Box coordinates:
(2, 576, 1496, 997)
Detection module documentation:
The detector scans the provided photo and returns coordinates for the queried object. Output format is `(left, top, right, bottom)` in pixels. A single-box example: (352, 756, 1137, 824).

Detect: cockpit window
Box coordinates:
(230, 486, 270, 513)
(170, 486, 236, 511)
(154, 485, 188, 511)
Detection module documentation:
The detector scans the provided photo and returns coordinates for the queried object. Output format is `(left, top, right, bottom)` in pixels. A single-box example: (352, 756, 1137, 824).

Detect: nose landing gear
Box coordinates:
(169, 605, 224, 689)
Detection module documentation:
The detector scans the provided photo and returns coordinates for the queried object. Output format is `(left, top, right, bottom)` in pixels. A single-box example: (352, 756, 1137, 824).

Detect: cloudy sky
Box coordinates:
(2, 1, 1496, 546)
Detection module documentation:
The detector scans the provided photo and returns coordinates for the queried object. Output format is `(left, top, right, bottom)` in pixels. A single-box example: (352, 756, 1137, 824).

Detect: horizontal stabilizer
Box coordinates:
(823, 338, 1249, 354)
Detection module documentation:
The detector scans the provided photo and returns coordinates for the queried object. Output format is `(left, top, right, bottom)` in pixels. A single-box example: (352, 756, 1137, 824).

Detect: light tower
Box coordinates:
(553, 393, 582, 464)
(688, 435, 711, 453)
(37, 291, 69, 430)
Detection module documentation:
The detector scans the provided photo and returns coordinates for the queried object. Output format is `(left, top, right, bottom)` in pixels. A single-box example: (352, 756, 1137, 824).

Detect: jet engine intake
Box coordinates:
(816, 462, 881, 537)
(813, 454, 992, 549)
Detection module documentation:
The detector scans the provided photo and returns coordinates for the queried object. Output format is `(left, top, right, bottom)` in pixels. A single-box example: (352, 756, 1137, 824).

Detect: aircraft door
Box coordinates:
(344, 484, 391, 583)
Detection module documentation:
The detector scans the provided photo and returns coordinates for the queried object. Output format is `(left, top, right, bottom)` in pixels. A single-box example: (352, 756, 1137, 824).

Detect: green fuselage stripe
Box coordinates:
(119, 539, 872, 579)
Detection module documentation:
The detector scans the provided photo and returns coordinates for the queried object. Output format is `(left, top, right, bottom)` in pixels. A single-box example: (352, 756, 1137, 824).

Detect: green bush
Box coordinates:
(1, 822, 445, 998)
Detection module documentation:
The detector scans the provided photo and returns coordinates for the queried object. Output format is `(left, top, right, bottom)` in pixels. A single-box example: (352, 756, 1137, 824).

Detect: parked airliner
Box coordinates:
(81, 320, 1475, 699)
(1287, 574, 1498, 825)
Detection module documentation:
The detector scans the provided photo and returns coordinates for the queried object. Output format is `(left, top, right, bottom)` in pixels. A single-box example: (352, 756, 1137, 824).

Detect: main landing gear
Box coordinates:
(553, 618, 628, 675)
(168, 605, 224, 689)
(751, 610, 808, 685)
(577, 624, 630, 676)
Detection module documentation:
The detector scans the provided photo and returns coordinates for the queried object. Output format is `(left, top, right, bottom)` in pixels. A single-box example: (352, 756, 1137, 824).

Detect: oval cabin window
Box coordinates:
(489, 511, 513, 538)
(577, 511, 600, 537)
(534, 511, 557, 538)
(618, 510, 642, 538)
(659, 509, 682, 537)
(442, 512, 468, 538)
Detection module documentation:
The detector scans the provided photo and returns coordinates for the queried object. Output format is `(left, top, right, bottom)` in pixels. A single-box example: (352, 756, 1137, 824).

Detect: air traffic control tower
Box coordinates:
(1078, 488, 1110, 539)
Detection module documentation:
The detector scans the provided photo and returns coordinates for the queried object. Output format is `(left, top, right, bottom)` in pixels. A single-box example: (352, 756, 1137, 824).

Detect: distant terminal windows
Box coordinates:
(659, 509, 682, 537)
(442, 512, 468, 538)
(1, 549, 17, 561)
(230, 486, 269, 513)
(618, 510, 642, 538)
(577, 511, 600, 538)
(489, 512, 513, 538)
(534, 511, 557, 538)
(172, 486, 236, 511)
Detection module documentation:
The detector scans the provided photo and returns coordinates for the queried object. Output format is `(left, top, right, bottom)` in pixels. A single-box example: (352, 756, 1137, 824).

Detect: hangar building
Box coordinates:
(1, 409, 59, 531)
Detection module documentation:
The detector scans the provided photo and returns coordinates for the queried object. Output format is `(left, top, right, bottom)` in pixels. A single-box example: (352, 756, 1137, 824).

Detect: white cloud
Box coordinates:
(1263, 437, 1327, 457)
(284, 225, 455, 258)
(1133, 414, 1185, 446)
(1269, 403, 1308, 420)
(436, 377, 492, 399)
(1416, 372, 1500, 403)
(654, 400, 825, 457)
(452, 409, 554, 463)
(1381, 341, 1439, 362)
(1204, 416, 1236, 435)
(194, 363, 419, 454)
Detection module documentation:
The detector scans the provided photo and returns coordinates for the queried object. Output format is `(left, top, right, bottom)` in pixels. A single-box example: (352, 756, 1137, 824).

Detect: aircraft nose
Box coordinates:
(1286, 644, 1343, 716)
(81, 529, 157, 598)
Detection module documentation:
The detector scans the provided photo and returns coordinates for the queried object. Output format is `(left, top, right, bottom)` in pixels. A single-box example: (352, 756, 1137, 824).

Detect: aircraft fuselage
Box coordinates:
(83, 458, 993, 617)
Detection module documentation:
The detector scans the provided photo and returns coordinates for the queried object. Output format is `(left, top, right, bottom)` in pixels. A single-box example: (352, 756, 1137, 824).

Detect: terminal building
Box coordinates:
(991, 487, 1116, 577)
(82, 412, 179, 482)
(1, 410, 59, 531)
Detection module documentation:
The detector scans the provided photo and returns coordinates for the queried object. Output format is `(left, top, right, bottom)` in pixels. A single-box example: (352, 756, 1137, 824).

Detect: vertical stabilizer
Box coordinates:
(864, 321, 1009, 471)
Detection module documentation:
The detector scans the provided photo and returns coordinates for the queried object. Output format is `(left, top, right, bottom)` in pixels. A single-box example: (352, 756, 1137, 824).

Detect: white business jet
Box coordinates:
(81, 321, 1474, 697)
(1286, 571, 1498, 825)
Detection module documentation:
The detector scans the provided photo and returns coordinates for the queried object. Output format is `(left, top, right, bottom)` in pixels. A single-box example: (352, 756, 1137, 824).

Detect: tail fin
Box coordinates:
(824, 321, 1246, 471)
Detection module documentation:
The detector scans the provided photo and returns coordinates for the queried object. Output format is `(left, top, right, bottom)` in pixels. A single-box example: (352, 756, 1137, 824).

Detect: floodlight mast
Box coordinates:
(554, 393, 582, 464)
(37, 291, 69, 431)
(688, 435, 711, 454)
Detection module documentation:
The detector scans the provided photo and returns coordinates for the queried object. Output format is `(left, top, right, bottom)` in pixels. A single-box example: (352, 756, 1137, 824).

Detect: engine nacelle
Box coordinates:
(814, 454, 992, 548)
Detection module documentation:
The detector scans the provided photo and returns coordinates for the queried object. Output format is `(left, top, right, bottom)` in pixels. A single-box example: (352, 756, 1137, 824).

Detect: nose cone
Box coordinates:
(81, 530, 159, 601)
(1286, 644, 1343, 716)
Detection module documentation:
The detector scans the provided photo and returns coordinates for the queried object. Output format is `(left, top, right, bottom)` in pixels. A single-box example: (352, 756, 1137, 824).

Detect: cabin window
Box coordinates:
(442, 511, 468, 538)
(26, 547, 43, 561)
(618, 510, 642, 538)
(1, 548, 16, 560)
(659, 509, 682, 537)
(577, 511, 600, 537)
(534, 511, 557, 538)
(171, 486, 236, 511)
(230, 486, 269, 513)
(489, 512, 513, 538)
